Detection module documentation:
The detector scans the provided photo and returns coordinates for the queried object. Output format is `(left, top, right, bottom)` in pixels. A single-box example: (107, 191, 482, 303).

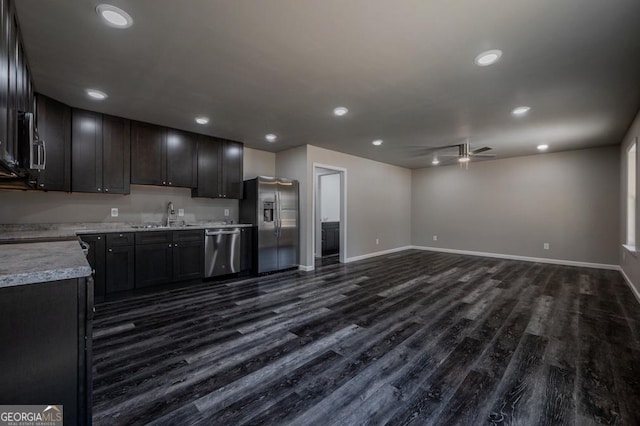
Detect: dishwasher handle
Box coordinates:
(205, 230, 241, 236)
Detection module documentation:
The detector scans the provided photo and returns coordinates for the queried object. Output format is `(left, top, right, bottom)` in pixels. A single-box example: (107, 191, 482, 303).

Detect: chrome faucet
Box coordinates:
(166, 201, 176, 227)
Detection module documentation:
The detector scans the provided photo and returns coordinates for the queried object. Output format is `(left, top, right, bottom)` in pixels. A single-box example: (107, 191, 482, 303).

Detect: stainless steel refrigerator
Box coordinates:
(240, 176, 299, 274)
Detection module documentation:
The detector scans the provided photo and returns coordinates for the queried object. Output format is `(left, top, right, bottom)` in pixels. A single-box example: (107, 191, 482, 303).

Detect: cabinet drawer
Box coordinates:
(173, 230, 204, 243)
(106, 232, 134, 248)
(136, 231, 171, 245)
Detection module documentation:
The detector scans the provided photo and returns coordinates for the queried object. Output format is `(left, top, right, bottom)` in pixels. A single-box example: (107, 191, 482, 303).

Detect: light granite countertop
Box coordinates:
(0, 240, 92, 288)
(0, 222, 254, 243)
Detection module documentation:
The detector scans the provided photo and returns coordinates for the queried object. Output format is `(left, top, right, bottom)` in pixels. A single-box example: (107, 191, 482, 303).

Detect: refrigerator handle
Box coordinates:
(277, 190, 282, 237)
(274, 191, 280, 236)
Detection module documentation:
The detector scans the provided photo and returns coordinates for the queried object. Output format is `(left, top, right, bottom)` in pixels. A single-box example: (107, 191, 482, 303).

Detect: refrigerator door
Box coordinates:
(276, 179, 299, 270)
(258, 177, 279, 273)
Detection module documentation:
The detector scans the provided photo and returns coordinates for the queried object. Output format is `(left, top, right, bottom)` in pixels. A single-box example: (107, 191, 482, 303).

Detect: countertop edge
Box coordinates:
(0, 265, 92, 288)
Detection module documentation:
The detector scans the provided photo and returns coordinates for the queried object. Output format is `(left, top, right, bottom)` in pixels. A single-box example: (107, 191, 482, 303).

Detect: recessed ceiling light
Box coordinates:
(474, 49, 502, 66)
(512, 106, 531, 116)
(195, 116, 209, 125)
(372, 139, 383, 146)
(432, 158, 440, 165)
(333, 106, 349, 117)
(537, 144, 549, 151)
(96, 4, 133, 28)
(265, 134, 278, 142)
(86, 89, 107, 100)
(458, 156, 471, 163)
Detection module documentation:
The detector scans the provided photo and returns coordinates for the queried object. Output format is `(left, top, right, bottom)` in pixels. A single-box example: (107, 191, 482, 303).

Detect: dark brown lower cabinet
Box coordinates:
(0, 278, 93, 426)
(82, 230, 204, 295)
(135, 230, 204, 288)
(322, 222, 340, 256)
(240, 227, 253, 272)
(173, 230, 204, 281)
(81, 234, 106, 298)
(106, 245, 135, 293)
(135, 242, 174, 288)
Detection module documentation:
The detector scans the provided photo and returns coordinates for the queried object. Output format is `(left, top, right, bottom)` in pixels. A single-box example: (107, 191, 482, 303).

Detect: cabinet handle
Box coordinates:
(174, 243, 178, 247)
(105, 188, 109, 192)
(119, 234, 123, 237)
(97, 237, 101, 240)
(97, 188, 102, 192)
(163, 181, 166, 185)
(39, 183, 44, 188)
(168, 182, 172, 185)
(108, 248, 113, 253)
(168, 244, 172, 248)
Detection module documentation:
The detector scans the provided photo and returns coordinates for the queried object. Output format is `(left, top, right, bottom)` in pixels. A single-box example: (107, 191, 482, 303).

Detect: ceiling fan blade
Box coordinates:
(470, 146, 492, 154)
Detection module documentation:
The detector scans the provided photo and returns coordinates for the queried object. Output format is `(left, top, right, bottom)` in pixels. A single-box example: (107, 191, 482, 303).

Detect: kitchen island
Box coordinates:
(0, 239, 93, 426)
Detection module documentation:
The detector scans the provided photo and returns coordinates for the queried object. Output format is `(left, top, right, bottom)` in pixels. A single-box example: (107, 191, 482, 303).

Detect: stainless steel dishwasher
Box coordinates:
(204, 227, 241, 278)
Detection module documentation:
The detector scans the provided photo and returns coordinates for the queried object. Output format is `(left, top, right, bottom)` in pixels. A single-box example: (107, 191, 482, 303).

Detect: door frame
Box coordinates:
(312, 163, 347, 264)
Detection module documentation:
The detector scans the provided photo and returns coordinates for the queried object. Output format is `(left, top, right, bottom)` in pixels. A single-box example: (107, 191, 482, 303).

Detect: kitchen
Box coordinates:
(2, 1, 640, 425)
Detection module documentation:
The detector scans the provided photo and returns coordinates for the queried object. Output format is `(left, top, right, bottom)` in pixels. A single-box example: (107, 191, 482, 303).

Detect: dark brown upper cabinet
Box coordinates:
(35, 94, 71, 191)
(71, 109, 130, 194)
(0, 0, 34, 167)
(192, 135, 243, 199)
(131, 121, 196, 188)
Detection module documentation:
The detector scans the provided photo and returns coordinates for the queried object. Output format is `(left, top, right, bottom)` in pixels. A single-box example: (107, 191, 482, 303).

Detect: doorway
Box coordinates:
(313, 163, 347, 266)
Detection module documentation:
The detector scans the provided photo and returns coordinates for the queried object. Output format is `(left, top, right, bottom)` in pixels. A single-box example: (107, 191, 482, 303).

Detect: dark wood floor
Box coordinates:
(92, 250, 640, 425)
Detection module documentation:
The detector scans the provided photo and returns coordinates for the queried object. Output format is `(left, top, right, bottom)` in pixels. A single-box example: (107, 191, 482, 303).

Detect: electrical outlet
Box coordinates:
(433, 235, 438, 241)
(178, 208, 184, 217)
(543, 243, 550, 250)
(111, 208, 118, 217)
(375, 238, 379, 245)
(224, 209, 230, 217)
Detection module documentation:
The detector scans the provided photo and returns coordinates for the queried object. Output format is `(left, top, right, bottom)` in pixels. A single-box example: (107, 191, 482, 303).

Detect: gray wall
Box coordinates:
(304, 145, 412, 267)
(620, 109, 640, 297)
(243, 147, 275, 180)
(0, 147, 275, 224)
(412, 145, 620, 265)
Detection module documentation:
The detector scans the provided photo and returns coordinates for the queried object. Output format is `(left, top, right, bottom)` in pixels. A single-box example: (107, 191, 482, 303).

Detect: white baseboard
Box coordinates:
(409, 245, 619, 270)
(298, 264, 314, 272)
(345, 246, 413, 263)
(618, 267, 640, 305)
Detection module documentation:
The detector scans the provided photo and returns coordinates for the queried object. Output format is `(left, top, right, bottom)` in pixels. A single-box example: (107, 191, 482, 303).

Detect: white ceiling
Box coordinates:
(14, 0, 640, 168)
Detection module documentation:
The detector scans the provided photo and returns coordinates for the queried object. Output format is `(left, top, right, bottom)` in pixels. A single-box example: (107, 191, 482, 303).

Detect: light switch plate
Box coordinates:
(224, 209, 230, 217)
(543, 243, 550, 250)
(178, 209, 184, 217)
(111, 208, 118, 217)
(433, 235, 438, 241)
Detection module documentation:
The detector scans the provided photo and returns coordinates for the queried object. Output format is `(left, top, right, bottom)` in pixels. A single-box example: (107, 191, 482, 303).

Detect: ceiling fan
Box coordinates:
(416, 140, 495, 165)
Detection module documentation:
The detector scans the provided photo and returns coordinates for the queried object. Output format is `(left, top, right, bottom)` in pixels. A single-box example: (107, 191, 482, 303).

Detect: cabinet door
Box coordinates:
(135, 243, 173, 288)
(106, 246, 134, 293)
(166, 129, 197, 188)
(4, 9, 17, 164)
(0, 279, 81, 426)
(81, 234, 106, 298)
(131, 121, 165, 185)
(0, 0, 8, 162)
(35, 94, 71, 191)
(192, 135, 221, 198)
(71, 109, 103, 193)
(102, 115, 130, 194)
(173, 240, 203, 281)
(222, 141, 243, 199)
(240, 227, 253, 272)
